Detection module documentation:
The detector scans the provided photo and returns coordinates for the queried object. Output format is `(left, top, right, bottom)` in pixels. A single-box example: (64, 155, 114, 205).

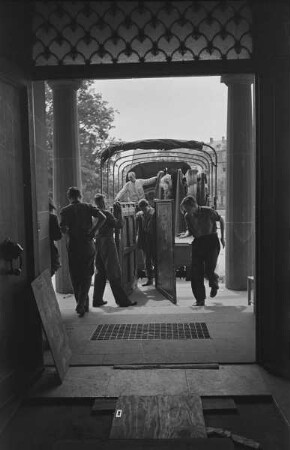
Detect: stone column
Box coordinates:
(221, 75, 255, 290)
(49, 80, 82, 293)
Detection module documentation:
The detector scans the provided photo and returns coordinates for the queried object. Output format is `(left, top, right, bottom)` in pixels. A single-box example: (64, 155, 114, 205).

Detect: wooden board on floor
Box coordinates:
(53, 438, 235, 450)
(110, 394, 207, 439)
(202, 398, 237, 412)
(91, 398, 118, 414)
(31, 269, 71, 382)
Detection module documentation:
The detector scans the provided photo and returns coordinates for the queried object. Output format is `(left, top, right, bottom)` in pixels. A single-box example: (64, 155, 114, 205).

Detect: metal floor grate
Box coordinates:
(91, 323, 210, 340)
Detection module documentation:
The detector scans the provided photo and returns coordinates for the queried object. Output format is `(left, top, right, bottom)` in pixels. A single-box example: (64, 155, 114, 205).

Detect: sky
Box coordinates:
(93, 76, 227, 143)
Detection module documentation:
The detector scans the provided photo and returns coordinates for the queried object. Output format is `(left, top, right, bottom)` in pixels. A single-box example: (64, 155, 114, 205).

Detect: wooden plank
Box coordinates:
(31, 269, 72, 382)
(175, 168, 186, 235)
(155, 200, 176, 303)
(202, 398, 237, 412)
(110, 394, 207, 440)
(119, 205, 137, 295)
(91, 398, 117, 414)
(113, 364, 219, 370)
(53, 438, 235, 449)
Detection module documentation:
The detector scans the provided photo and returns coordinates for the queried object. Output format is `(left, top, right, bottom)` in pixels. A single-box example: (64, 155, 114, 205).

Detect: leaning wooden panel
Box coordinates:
(110, 394, 206, 439)
(118, 203, 137, 295)
(175, 168, 187, 234)
(31, 269, 71, 382)
(155, 199, 176, 303)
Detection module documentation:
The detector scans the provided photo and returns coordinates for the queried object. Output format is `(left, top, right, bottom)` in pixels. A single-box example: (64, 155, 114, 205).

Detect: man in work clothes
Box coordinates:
(115, 170, 163, 203)
(60, 187, 106, 317)
(136, 199, 156, 286)
(49, 198, 62, 276)
(180, 195, 225, 306)
(93, 194, 137, 307)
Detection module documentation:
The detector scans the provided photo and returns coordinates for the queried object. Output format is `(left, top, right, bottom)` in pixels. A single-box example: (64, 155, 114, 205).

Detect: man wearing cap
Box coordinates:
(180, 195, 225, 306)
(60, 187, 106, 317)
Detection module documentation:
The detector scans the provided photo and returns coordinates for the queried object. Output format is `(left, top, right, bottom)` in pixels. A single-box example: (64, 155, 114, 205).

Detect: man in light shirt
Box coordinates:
(115, 171, 163, 203)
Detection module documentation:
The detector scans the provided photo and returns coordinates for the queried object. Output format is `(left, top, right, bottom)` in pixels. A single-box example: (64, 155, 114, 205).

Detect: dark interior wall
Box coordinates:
(0, 2, 34, 74)
(0, 2, 43, 389)
(0, 81, 28, 365)
(0, 78, 43, 375)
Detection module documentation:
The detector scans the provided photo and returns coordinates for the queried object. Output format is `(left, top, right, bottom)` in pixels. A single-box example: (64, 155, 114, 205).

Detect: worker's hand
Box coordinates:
(220, 237, 225, 248)
(113, 201, 122, 216)
(179, 230, 190, 239)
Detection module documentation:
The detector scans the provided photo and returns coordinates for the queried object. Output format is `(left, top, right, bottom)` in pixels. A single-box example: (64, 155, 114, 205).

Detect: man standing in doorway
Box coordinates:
(180, 195, 225, 306)
(60, 187, 106, 317)
(115, 171, 163, 203)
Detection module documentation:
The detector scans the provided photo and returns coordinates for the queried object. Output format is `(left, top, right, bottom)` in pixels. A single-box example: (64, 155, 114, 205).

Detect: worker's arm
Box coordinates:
(59, 210, 69, 235)
(115, 182, 128, 201)
(50, 214, 62, 241)
(219, 216, 225, 248)
(88, 208, 107, 238)
(113, 201, 124, 229)
(179, 214, 192, 238)
(142, 171, 164, 187)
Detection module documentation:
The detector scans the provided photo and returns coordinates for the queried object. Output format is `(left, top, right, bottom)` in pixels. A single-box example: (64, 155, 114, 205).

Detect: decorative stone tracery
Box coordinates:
(33, 1, 253, 66)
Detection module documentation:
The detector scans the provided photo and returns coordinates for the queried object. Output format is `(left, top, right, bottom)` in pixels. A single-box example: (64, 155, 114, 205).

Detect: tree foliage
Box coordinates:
(46, 80, 119, 202)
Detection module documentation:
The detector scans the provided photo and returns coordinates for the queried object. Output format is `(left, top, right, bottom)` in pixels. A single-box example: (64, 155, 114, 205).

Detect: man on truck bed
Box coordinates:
(115, 170, 163, 203)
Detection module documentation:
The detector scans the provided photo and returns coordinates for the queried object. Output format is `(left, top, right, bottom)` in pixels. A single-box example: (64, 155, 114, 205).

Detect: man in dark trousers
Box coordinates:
(49, 198, 62, 276)
(136, 199, 156, 286)
(93, 193, 137, 307)
(180, 195, 225, 306)
(60, 187, 106, 317)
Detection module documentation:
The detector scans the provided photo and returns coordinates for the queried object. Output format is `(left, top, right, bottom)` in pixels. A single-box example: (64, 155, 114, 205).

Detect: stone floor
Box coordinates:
(52, 279, 255, 366)
(28, 365, 269, 399)
(2, 272, 290, 449)
(18, 276, 288, 449)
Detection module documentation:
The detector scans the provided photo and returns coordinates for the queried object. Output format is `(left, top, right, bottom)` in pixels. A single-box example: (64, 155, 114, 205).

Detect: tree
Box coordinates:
(45, 80, 119, 202)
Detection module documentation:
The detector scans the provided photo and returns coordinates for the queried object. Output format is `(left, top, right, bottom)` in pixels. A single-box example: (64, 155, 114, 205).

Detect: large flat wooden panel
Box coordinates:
(110, 394, 206, 439)
(155, 200, 176, 303)
(54, 438, 235, 449)
(31, 269, 71, 382)
(118, 204, 137, 294)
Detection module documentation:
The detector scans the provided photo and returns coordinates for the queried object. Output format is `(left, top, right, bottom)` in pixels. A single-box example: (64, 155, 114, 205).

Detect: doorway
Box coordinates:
(45, 75, 256, 367)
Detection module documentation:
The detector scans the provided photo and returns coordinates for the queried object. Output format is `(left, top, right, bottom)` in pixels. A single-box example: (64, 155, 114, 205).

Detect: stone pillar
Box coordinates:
(49, 80, 82, 293)
(221, 75, 255, 290)
(253, 1, 290, 379)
